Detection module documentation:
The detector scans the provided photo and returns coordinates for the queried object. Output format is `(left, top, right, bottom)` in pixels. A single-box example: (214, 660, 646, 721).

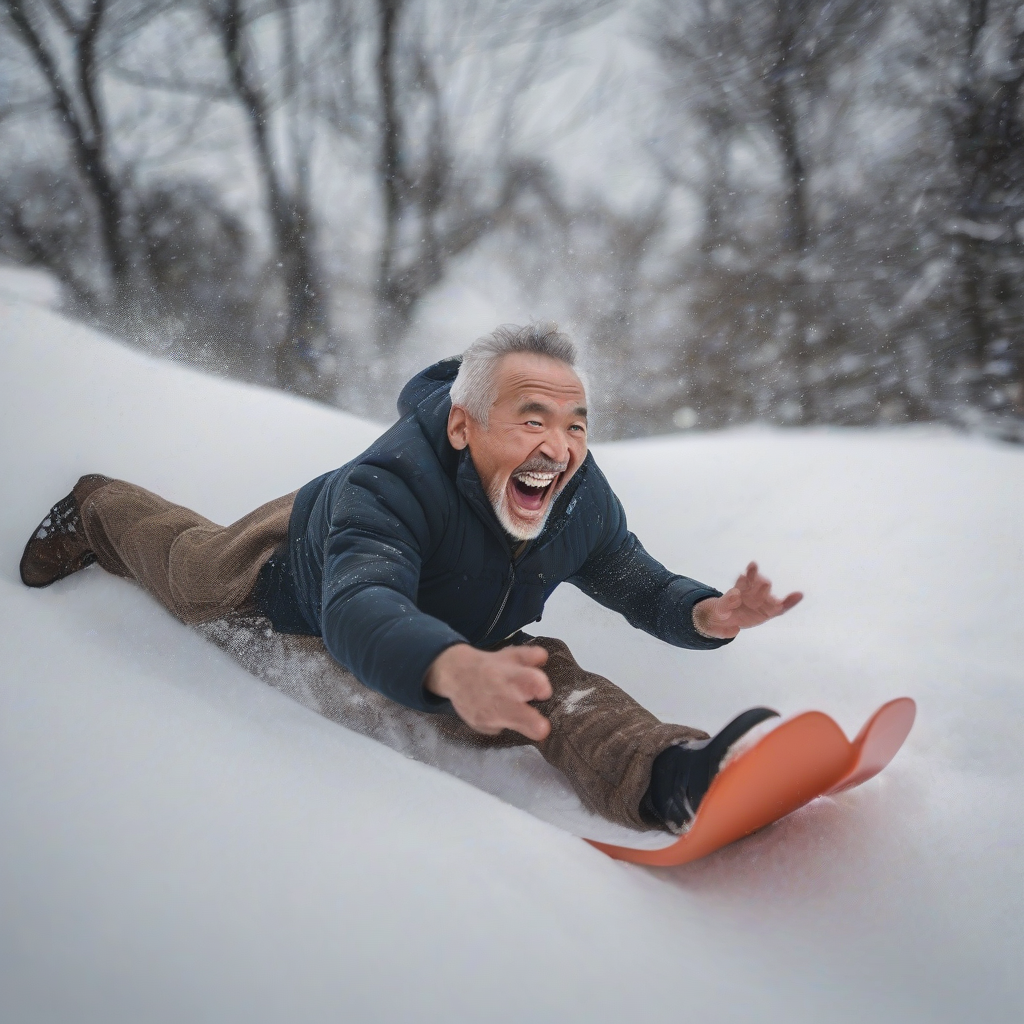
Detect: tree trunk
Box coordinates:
(274, 198, 329, 397)
(374, 0, 407, 353)
(215, 0, 328, 397)
(766, 79, 809, 252)
(766, 73, 813, 423)
(4, 0, 130, 306)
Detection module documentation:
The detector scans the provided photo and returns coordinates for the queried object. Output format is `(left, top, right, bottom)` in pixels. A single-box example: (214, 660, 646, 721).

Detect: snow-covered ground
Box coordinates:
(2, 275, 1022, 1022)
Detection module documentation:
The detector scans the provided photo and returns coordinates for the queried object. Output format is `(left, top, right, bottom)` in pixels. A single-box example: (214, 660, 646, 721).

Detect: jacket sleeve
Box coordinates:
(319, 463, 465, 712)
(569, 490, 732, 651)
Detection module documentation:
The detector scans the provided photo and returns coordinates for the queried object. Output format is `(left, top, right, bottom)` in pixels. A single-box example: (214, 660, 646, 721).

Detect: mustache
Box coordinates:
(513, 455, 569, 476)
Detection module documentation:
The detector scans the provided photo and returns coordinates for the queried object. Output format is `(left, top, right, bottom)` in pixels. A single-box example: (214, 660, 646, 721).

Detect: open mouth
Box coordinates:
(508, 469, 560, 514)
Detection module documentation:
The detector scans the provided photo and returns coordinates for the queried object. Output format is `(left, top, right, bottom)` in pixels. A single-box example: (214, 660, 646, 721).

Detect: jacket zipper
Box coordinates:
(482, 559, 515, 642)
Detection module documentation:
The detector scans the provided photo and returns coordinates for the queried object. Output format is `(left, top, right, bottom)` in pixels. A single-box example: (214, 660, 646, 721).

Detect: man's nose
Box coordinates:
(538, 431, 570, 463)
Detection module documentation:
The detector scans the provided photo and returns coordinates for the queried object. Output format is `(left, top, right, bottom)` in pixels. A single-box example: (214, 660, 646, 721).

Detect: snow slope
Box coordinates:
(2, 277, 1022, 1022)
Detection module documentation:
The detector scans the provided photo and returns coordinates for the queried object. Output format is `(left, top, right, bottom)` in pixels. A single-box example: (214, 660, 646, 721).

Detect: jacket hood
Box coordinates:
(396, 357, 461, 419)
(396, 357, 462, 469)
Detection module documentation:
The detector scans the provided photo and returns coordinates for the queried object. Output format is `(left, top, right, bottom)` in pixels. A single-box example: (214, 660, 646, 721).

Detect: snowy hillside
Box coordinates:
(2, 276, 1022, 1022)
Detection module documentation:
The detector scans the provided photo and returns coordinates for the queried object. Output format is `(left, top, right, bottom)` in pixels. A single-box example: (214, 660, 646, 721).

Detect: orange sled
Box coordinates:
(587, 698, 916, 867)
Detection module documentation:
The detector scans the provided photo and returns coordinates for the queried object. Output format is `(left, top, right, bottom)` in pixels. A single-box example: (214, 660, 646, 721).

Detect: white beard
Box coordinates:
(488, 479, 553, 541)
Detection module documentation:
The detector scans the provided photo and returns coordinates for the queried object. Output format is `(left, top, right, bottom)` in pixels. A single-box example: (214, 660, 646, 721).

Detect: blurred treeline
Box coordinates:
(2, 0, 1023, 439)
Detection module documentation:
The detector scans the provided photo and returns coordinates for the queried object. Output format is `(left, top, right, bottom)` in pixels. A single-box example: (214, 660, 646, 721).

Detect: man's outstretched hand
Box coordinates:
(425, 643, 553, 741)
(693, 561, 803, 640)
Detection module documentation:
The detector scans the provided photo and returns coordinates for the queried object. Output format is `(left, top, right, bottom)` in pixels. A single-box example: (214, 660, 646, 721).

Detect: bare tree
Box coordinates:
(938, 0, 1024, 411)
(650, 0, 888, 423)
(203, 0, 333, 397)
(0, 0, 157, 305)
(365, 0, 607, 353)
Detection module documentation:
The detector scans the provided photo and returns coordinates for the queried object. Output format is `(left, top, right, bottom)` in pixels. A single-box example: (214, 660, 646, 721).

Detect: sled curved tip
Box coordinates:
(826, 696, 916, 795)
(586, 698, 916, 868)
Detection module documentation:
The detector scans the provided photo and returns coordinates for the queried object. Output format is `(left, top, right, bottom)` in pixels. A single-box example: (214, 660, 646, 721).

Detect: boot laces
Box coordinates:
(35, 494, 80, 540)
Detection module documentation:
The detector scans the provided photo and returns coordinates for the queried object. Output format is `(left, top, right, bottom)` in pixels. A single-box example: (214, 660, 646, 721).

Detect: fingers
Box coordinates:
(737, 562, 778, 600)
(723, 562, 804, 627)
(521, 666, 553, 702)
(512, 645, 549, 669)
(761, 589, 801, 617)
(735, 562, 759, 591)
(454, 647, 553, 739)
(747, 589, 803, 622)
(505, 703, 551, 743)
(736, 563, 768, 592)
(507, 648, 552, 700)
(474, 674, 552, 740)
(712, 561, 798, 630)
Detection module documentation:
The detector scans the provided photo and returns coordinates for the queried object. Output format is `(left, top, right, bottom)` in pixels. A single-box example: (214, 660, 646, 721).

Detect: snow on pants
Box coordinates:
(80, 479, 708, 831)
(436, 633, 710, 830)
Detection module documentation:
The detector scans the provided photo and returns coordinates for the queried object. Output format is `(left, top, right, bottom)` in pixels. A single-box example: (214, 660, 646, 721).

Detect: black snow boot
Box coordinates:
(642, 707, 780, 832)
(20, 474, 111, 588)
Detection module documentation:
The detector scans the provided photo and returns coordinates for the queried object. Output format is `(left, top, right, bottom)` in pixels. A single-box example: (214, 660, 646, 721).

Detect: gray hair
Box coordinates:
(450, 322, 579, 425)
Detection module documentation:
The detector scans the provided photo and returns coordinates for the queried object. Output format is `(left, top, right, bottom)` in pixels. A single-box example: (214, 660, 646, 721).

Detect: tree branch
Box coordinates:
(108, 65, 232, 100)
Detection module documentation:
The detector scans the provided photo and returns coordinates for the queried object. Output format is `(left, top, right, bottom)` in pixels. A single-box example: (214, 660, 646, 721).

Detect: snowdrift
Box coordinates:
(2, 275, 1022, 1022)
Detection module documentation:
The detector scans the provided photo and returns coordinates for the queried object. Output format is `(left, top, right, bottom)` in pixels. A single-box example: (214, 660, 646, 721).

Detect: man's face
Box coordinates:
(447, 353, 588, 540)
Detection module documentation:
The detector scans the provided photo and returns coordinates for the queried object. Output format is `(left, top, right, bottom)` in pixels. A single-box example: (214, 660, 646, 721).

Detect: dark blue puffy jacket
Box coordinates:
(280, 357, 729, 712)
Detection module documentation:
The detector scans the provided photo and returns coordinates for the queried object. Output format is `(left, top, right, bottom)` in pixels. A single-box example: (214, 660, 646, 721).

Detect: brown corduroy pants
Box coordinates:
(80, 480, 707, 831)
(81, 480, 295, 624)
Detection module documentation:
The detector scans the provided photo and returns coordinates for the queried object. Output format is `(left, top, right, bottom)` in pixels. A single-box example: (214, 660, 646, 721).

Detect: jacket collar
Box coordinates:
(455, 450, 513, 554)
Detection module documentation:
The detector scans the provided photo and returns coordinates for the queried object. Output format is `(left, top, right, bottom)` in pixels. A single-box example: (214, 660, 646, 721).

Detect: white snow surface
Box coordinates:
(2, 278, 1022, 1022)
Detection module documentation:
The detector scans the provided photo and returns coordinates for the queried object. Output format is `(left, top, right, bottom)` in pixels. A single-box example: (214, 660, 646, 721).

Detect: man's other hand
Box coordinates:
(424, 643, 553, 741)
(693, 561, 803, 640)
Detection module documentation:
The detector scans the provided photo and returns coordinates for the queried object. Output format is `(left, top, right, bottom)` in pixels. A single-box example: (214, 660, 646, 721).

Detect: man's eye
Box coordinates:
(526, 419, 542, 427)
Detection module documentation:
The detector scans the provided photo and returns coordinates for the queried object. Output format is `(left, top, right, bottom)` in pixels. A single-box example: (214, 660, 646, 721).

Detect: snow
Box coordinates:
(2, 272, 1022, 1022)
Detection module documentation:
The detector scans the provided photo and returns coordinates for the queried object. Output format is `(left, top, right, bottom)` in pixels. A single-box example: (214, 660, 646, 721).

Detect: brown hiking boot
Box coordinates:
(20, 474, 112, 588)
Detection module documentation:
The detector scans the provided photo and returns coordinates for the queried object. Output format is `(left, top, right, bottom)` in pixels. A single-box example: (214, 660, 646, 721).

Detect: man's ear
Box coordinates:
(447, 405, 470, 450)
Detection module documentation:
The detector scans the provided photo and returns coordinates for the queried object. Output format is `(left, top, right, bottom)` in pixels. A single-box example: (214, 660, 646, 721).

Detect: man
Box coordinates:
(20, 323, 801, 833)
